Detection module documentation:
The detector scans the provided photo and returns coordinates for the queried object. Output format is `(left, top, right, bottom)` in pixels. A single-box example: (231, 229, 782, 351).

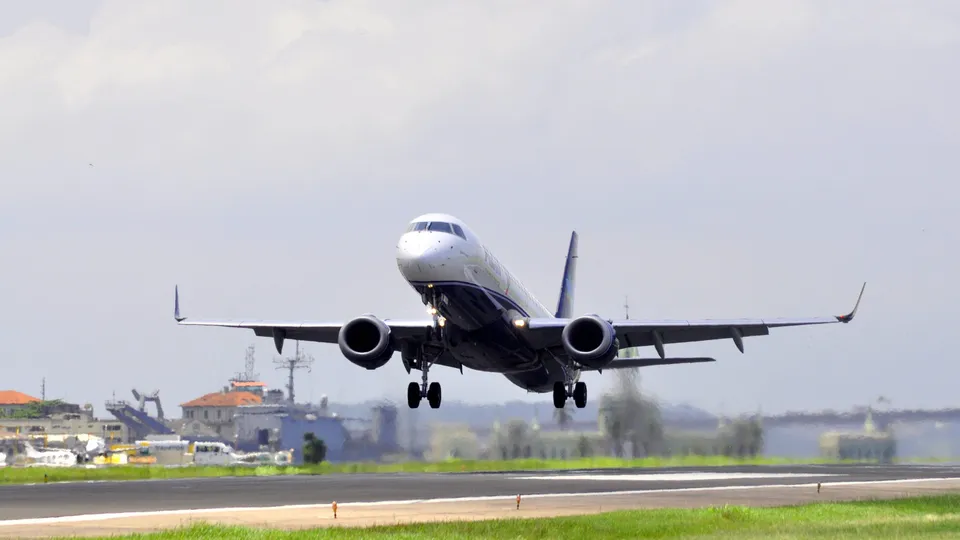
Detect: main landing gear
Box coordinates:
(407, 354, 442, 409)
(553, 381, 587, 409)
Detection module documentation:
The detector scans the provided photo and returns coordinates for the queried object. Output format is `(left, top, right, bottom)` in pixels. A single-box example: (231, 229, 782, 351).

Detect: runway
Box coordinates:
(2, 464, 960, 520)
(2, 464, 960, 537)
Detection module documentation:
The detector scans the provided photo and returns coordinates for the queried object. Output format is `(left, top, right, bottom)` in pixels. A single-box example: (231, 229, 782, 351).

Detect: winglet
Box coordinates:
(836, 282, 866, 323)
(174, 285, 186, 322)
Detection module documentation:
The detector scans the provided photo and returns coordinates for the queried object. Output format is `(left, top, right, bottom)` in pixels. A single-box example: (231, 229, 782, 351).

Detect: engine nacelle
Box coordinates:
(337, 315, 395, 370)
(561, 314, 619, 369)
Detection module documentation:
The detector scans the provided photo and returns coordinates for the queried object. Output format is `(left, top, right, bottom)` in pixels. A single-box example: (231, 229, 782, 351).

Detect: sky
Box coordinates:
(0, 0, 958, 417)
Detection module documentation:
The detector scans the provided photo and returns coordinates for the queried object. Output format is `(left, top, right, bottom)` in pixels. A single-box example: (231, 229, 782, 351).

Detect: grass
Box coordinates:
(1, 455, 839, 484)
(54, 494, 960, 539)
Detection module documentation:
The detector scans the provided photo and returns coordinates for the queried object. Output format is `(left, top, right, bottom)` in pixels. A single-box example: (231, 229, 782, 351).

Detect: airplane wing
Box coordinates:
(173, 286, 434, 353)
(525, 283, 866, 358)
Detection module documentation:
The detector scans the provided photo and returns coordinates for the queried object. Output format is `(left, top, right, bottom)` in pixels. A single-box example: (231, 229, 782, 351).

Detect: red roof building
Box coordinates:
(180, 390, 263, 439)
(0, 391, 40, 405)
(0, 390, 42, 417)
(181, 391, 262, 408)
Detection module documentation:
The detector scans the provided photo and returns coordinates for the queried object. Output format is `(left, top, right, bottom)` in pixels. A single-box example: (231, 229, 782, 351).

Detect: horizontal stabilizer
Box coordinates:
(582, 357, 717, 371)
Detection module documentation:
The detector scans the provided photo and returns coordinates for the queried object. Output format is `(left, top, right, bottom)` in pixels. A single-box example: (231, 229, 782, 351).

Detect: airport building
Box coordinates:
(473, 419, 606, 461)
(371, 404, 400, 453)
(0, 392, 128, 445)
(0, 390, 42, 417)
(179, 386, 264, 439)
(820, 410, 897, 463)
(233, 403, 350, 464)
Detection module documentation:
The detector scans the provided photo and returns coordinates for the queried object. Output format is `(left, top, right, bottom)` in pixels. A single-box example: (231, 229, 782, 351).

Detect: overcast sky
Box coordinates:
(1, 0, 957, 417)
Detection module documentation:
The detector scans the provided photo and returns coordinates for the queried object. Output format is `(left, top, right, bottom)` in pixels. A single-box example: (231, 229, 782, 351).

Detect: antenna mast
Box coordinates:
(41, 377, 46, 402)
(232, 344, 260, 383)
(274, 341, 314, 404)
(624, 295, 629, 319)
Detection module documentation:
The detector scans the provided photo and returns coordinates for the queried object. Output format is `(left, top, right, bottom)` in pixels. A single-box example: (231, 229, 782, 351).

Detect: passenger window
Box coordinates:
(452, 224, 466, 240)
(428, 222, 453, 234)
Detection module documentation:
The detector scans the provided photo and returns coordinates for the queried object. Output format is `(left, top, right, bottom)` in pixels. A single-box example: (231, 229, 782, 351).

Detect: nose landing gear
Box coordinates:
(407, 286, 445, 409)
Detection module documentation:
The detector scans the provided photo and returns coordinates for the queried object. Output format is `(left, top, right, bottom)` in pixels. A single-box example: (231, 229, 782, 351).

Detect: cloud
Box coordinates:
(0, 1, 957, 414)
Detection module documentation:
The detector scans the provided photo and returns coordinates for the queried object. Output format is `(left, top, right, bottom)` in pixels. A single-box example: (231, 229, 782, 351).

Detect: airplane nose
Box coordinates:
(396, 232, 450, 278)
(397, 233, 433, 262)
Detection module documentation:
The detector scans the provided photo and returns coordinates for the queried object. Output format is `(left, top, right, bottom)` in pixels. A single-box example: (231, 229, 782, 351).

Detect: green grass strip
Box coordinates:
(1, 456, 841, 484)
(52, 494, 960, 539)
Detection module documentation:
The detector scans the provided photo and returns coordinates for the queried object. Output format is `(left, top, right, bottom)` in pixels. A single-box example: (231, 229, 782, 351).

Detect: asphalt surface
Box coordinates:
(2, 464, 960, 521)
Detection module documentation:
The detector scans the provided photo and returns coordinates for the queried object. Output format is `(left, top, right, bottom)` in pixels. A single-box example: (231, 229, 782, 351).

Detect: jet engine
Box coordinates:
(561, 315, 619, 369)
(337, 315, 395, 370)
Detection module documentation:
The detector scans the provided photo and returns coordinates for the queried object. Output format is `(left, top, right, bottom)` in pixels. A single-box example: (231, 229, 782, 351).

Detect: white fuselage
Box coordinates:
(394, 213, 573, 391)
(396, 217, 552, 319)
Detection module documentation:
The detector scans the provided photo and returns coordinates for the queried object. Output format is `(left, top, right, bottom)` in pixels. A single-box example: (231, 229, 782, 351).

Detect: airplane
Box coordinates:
(174, 213, 865, 410)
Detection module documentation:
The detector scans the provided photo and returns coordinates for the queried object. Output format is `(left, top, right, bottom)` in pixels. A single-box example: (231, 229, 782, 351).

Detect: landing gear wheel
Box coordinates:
(573, 382, 587, 408)
(407, 382, 421, 409)
(553, 382, 567, 409)
(427, 382, 442, 409)
(408, 346, 441, 409)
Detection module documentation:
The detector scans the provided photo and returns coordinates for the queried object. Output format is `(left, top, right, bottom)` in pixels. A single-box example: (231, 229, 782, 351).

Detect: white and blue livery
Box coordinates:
(174, 213, 865, 410)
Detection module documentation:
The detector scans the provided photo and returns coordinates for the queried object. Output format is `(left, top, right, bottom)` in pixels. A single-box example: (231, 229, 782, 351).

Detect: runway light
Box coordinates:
(516, 494, 521, 509)
(333, 501, 338, 518)
(817, 483, 821, 493)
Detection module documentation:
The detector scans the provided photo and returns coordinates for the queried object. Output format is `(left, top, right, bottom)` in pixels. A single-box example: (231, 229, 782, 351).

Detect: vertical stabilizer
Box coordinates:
(555, 231, 578, 318)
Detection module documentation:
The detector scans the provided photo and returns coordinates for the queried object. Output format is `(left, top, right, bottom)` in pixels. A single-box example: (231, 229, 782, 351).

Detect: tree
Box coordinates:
(577, 435, 593, 458)
(504, 420, 528, 459)
(599, 368, 664, 457)
(553, 402, 574, 431)
(5, 400, 67, 419)
(720, 417, 764, 458)
(302, 432, 327, 464)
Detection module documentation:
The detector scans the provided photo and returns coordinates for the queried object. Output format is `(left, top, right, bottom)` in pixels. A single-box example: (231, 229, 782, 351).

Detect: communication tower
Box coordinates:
(232, 344, 260, 383)
(274, 341, 314, 404)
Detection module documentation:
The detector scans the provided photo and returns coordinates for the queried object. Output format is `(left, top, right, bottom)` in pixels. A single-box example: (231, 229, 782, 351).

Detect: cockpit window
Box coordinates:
(407, 221, 466, 240)
(427, 222, 453, 234)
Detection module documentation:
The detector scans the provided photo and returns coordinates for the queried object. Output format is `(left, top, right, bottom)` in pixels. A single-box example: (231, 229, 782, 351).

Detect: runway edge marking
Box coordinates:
(512, 472, 842, 481)
(3, 476, 960, 527)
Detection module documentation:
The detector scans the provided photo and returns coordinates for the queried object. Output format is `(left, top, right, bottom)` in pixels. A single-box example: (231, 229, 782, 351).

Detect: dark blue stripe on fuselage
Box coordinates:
(407, 279, 565, 393)
(409, 280, 531, 319)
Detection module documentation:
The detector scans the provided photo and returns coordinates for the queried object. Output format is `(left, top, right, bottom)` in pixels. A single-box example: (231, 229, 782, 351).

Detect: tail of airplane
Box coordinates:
(555, 231, 578, 318)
